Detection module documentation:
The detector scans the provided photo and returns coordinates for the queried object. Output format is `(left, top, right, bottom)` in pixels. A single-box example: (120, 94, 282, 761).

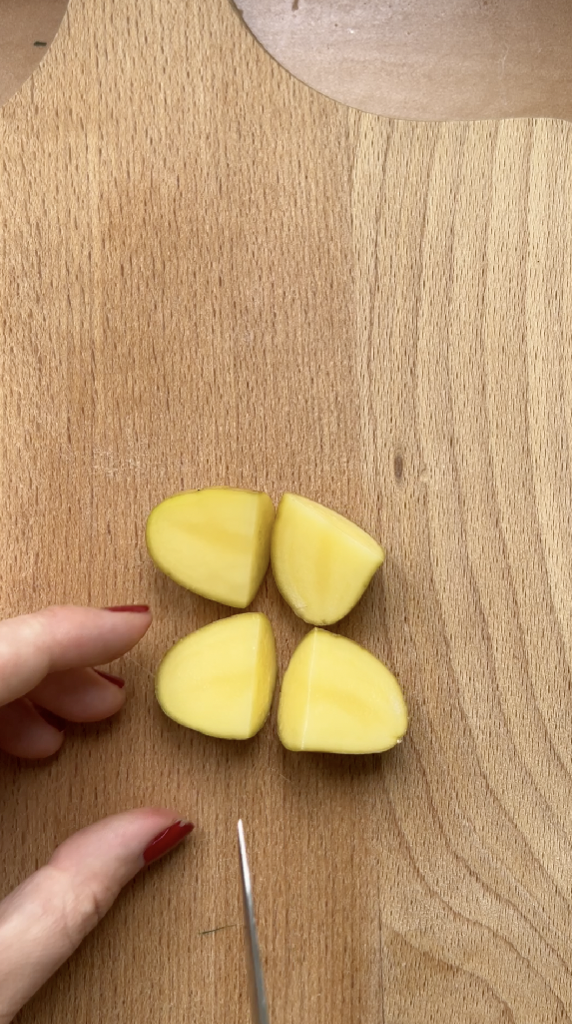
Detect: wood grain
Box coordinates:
(1, 1, 572, 1022)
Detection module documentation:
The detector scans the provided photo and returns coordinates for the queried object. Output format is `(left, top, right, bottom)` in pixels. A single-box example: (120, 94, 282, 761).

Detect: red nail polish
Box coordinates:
(37, 708, 66, 732)
(143, 821, 194, 865)
(105, 605, 150, 613)
(94, 669, 125, 688)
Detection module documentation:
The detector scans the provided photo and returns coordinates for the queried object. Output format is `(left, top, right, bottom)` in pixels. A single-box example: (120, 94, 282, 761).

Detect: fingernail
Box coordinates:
(143, 820, 194, 865)
(37, 708, 66, 732)
(94, 669, 125, 689)
(105, 605, 150, 613)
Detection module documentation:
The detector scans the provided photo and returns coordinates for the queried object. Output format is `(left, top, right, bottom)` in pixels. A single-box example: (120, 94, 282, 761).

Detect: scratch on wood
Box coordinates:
(122, 654, 155, 681)
(266, 766, 293, 784)
(199, 924, 238, 937)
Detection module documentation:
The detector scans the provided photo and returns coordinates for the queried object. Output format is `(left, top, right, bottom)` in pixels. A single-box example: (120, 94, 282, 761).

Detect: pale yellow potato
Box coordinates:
(146, 487, 275, 608)
(271, 494, 384, 625)
(156, 613, 277, 740)
(278, 629, 407, 753)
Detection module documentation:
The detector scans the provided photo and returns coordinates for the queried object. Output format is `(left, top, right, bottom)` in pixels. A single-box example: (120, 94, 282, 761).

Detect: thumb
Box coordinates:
(0, 810, 194, 1023)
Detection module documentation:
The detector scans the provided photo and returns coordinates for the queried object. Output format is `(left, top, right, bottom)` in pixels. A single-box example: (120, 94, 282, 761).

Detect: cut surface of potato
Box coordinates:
(146, 487, 275, 608)
(156, 613, 277, 740)
(271, 493, 384, 624)
(278, 628, 407, 753)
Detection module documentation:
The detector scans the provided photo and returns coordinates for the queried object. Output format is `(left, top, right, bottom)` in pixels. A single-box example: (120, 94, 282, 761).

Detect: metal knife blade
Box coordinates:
(237, 820, 270, 1024)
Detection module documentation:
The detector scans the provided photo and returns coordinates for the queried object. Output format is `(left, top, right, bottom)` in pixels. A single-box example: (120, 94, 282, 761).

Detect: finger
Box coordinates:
(0, 809, 194, 1023)
(0, 606, 151, 708)
(30, 668, 126, 723)
(0, 699, 64, 759)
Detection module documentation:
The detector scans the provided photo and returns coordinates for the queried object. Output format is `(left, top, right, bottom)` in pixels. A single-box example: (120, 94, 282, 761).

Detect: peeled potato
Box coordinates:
(278, 629, 407, 753)
(156, 613, 277, 740)
(271, 494, 384, 625)
(146, 487, 274, 608)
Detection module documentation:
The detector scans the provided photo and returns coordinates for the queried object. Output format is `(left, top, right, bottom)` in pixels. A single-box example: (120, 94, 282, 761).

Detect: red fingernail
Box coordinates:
(143, 820, 194, 865)
(105, 605, 150, 613)
(94, 669, 125, 688)
(37, 708, 66, 732)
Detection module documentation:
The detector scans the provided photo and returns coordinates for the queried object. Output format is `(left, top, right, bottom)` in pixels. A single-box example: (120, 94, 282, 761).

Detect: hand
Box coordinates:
(0, 606, 194, 1024)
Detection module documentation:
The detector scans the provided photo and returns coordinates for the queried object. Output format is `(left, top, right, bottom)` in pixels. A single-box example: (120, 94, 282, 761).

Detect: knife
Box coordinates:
(237, 820, 270, 1024)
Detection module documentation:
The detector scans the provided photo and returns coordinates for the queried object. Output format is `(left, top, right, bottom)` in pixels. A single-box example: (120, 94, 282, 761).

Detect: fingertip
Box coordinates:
(0, 808, 194, 1019)
(32, 668, 127, 723)
(0, 606, 154, 707)
(93, 669, 125, 688)
(81, 670, 127, 722)
(101, 605, 153, 633)
(50, 808, 194, 880)
(26, 729, 65, 760)
(142, 820, 195, 865)
(0, 699, 65, 759)
(94, 605, 153, 644)
(36, 707, 67, 731)
(65, 680, 126, 723)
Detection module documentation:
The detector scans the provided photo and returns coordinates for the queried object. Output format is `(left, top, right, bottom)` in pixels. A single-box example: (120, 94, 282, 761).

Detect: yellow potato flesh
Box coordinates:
(271, 494, 384, 625)
(146, 488, 275, 608)
(278, 629, 407, 753)
(156, 613, 277, 740)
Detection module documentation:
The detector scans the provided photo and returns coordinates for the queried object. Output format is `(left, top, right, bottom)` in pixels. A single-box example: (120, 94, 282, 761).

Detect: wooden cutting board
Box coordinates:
(1, 1, 572, 1022)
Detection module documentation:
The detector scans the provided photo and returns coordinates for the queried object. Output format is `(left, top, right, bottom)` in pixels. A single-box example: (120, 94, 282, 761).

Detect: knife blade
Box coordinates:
(237, 820, 270, 1024)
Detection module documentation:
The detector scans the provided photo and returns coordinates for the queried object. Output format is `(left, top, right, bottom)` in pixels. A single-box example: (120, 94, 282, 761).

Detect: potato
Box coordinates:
(271, 494, 384, 625)
(146, 487, 274, 608)
(156, 613, 277, 740)
(278, 628, 407, 753)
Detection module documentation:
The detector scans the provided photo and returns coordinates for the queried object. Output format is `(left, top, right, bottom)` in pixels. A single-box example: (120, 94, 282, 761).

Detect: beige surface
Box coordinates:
(240, 0, 572, 120)
(1, 1, 572, 1022)
(0, 0, 68, 108)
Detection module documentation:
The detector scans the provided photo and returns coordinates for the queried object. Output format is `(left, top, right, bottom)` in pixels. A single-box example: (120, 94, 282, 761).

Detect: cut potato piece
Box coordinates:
(156, 613, 277, 740)
(146, 488, 274, 608)
(271, 494, 384, 625)
(278, 629, 407, 753)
